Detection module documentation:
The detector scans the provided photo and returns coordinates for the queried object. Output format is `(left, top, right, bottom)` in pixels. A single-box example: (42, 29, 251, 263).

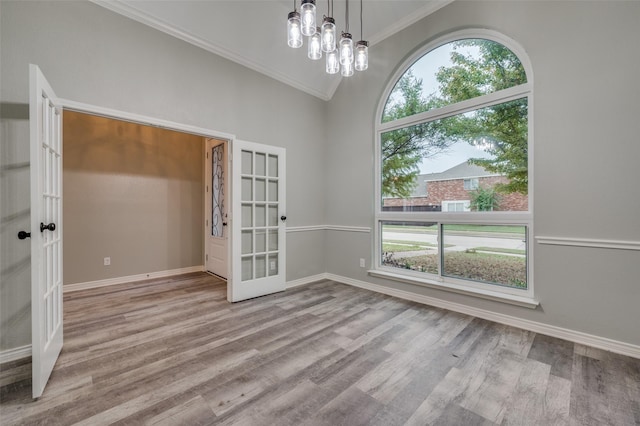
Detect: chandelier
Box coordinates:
(287, 0, 369, 77)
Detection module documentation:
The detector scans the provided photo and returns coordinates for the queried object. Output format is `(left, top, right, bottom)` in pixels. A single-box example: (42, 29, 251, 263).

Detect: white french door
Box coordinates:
(29, 64, 63, 399)
(205, 138, 229, 279)
(229, 140, 286, 302)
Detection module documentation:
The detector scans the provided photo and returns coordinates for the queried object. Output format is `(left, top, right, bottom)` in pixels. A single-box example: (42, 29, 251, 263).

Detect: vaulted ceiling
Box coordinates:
(93, 0, 451, 100)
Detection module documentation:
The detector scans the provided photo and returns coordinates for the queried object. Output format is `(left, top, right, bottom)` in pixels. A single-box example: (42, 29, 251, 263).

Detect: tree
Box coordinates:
(381, 71, 454, 197)
(433, 39, 528, 194)
(469, 186, 501, 211)
(381, 39, 529, 197)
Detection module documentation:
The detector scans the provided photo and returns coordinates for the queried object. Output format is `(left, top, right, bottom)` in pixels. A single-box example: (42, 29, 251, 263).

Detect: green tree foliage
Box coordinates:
(469, 186, 501, 211)
(381, 39, 529, 197)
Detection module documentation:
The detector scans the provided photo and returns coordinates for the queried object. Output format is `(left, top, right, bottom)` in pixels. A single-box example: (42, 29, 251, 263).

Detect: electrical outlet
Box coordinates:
(359, 258, 365, 268)
(104, 257, 111, 266)
(270, 261, 276, 271)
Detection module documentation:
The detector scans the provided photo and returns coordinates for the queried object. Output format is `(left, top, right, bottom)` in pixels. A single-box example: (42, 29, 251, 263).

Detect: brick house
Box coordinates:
(383, 162, 528, 212)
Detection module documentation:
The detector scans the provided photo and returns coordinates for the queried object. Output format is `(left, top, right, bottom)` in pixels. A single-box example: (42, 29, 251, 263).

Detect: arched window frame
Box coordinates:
(372, 29, 536, 306)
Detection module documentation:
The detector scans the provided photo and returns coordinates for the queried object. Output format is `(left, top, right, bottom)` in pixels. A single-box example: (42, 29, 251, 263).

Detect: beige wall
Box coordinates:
(63, 111, 204, 285)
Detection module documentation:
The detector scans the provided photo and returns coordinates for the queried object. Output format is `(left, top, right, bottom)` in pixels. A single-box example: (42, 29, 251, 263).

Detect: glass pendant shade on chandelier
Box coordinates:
(300, 0, 317, 37)
(326, 49, 339, 74)
(287, 0, 368, 77)
(308, 27, 322, 60)
(287, 11, 303, 48)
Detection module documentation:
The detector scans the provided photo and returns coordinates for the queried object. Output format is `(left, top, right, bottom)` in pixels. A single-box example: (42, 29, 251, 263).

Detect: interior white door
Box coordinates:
(29, 64, 63, 399)
(205, 138, 228, 279)
(229, 140, 286, 302)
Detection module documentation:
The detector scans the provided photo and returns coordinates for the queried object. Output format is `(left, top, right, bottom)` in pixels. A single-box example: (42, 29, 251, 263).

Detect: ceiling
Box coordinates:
(93, 0, 451, 100)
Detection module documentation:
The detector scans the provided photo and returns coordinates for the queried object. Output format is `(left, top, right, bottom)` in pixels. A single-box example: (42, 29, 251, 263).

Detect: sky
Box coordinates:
(404, 41, 494, 174)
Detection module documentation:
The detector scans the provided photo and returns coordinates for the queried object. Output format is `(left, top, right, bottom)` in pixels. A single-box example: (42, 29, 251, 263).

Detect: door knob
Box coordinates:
(18, 231, 31, 240)
(280, 216, 287, 222)
(40, 222, 56, 232)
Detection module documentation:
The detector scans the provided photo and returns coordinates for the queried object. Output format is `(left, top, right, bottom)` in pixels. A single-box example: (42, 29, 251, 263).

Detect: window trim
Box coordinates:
(442, 200, 471, 212)
(373, 29, 535, 303)
(463, 178, 479, 191)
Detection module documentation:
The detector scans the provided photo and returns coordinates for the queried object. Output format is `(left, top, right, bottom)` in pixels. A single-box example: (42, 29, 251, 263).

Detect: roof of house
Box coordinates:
(403, 162, 499, 197)
(422, 161, 498, 182)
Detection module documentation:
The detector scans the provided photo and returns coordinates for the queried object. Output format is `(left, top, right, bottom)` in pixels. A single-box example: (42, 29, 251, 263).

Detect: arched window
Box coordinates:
(374, 31, 534, 303)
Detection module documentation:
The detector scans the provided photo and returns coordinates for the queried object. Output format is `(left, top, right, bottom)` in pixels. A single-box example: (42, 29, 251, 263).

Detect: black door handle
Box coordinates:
(18, 231, 31, 240)
(280, 216, 287, 222)
(40, 222, 56, 232)
(222, 222, 228, 226)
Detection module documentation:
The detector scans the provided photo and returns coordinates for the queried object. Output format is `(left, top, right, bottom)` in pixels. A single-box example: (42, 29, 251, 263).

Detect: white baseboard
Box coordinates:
(64, 265, 205, 293)
(323, 273, 640, 359)
(0, 344, 31, 364)
(286, 273, 329, 289)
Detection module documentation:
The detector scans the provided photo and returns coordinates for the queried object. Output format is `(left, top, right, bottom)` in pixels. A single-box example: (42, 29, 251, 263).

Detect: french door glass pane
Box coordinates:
(381, 221, 439, 275)
(268, 205, 278, 227)
(241, 150, 253, 174)
(241, 204, 252, 227)
(268, 230, 278, 251)
(241, 230, 253, 255)
(255, 152, 266, 176)
(255, 179, 266, 201)
(256, 255, 267, 278)
(268, 253, 279, 276)
(241, 257, 253, 281)
(268, 154, 278, 177)
(256, 229, 266, 253)
(255, 204, 266, 227)
(441, 224, 527, 288)
(241, 177, 252, 201)
(268, 180, 278, 202)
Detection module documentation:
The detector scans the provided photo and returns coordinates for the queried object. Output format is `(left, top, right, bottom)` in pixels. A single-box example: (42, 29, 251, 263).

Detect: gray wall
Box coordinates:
(0, 0, 327, 351)
(325, 1, 640, 346)
(63, 111, 204, 285)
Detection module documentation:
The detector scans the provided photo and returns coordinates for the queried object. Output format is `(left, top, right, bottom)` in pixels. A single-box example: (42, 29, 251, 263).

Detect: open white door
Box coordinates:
(205, 138, 229, 279)
(29, 65, 63, 399)
(229, 140, 286, 302)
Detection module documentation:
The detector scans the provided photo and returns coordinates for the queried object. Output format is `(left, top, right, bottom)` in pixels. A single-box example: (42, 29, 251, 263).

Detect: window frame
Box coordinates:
(463, 178, 479, 191)
(373, 29, 535, 303)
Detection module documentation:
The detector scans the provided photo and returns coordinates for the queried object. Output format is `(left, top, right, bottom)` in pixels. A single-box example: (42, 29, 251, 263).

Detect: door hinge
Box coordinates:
(206, 152, 209, 159)
(206, 254, 208, 261)
(206, 219, 208, 227)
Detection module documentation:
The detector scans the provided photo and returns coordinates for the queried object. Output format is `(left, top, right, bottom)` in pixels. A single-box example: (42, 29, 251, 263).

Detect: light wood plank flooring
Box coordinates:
(1, 272, 639, 425)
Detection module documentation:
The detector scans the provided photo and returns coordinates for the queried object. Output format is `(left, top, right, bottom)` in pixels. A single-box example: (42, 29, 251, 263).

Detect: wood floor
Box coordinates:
(1, 272, 639, 425)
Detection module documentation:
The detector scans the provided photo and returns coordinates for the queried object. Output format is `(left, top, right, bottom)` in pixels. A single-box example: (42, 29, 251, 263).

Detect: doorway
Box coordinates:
(63, 110, 213, 286)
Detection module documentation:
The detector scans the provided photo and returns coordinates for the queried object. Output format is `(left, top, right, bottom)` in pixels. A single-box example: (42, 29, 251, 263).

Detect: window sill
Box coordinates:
(368, 269, 539, 309)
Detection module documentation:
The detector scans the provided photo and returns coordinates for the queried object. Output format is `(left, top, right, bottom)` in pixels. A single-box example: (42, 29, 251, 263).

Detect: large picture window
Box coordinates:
(376, 32, 533, 301)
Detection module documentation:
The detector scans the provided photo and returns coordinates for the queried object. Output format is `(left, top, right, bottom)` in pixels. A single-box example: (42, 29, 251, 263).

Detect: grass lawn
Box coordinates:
(382, 243, 427, 252)
(382, 240, 453, 253)
(382, 251, 526, 288)
(472, 247, 526, 255)
(383, 224, 525, 235)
